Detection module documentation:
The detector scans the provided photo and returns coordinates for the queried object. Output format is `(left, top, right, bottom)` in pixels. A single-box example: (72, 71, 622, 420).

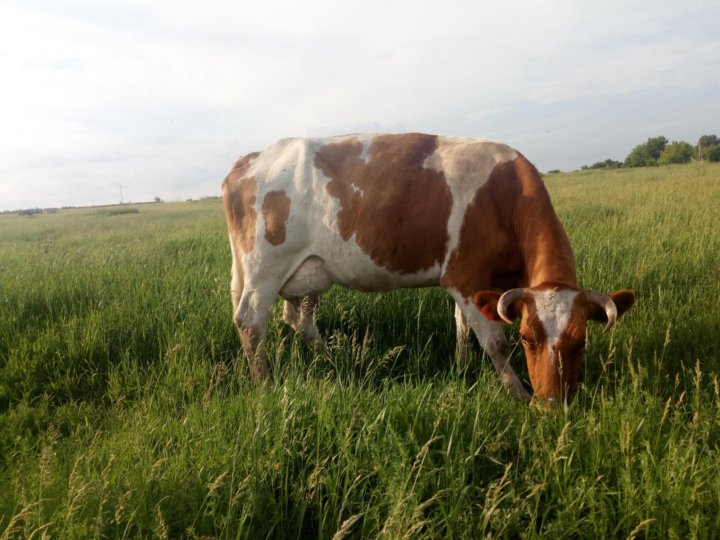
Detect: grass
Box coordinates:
(1, 164, 719, 538)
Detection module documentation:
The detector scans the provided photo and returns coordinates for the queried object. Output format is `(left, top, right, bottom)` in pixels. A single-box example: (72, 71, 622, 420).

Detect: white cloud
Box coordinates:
(0, 0, 718, 209)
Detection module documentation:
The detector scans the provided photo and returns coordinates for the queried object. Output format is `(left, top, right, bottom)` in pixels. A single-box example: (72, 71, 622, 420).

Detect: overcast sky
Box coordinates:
(0, 0, 718, 211)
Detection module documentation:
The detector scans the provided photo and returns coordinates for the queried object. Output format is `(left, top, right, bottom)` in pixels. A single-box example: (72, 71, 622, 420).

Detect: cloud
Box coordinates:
(0, 0, 718, 209)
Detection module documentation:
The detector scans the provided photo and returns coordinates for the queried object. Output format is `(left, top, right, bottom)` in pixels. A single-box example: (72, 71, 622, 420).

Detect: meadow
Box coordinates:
(1, 163, 719, 538)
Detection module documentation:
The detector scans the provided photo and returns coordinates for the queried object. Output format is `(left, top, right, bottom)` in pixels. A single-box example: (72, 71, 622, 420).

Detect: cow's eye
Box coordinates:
(520, 336, 537, 348)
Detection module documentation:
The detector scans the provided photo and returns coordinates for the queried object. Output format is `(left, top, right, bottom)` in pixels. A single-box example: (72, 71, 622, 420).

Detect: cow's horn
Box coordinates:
(586, 291, 618, 332)
(497, 288, 526, 324)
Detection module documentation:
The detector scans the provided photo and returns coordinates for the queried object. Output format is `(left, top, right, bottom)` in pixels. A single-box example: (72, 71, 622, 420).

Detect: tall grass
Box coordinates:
(1, 164, 719, 538)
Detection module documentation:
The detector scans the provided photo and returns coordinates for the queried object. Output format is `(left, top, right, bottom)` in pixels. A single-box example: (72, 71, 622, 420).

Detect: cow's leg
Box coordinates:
(228, 231, 274, 381)
(469, 314, 530, 401)
(233, 286, 280, 382)
(454, 303, 472, 361)
(282, 295, 323, 347)
(450, 295, 530, 401)
(230, 241, 243, 315)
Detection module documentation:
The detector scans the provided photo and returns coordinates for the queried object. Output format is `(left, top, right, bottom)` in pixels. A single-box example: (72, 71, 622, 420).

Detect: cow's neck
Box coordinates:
(512, 182, 577, 288)
(521, 225, 577, 287)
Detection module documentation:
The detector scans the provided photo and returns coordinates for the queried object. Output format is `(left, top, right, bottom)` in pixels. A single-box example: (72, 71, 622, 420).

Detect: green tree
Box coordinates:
(645, 136, 669, 161)
(705, 145, 720, 162)
(624, 135, 668, 167)
(659, 141, 694, 165)
(591, 158, 623, 169)
(695, 134, 720, 162)
(625, 145, 652, 167)
(581, 159, 623, 170)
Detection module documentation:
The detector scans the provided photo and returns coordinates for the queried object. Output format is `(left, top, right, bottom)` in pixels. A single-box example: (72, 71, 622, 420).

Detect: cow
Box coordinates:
(222, 133, 635, 405)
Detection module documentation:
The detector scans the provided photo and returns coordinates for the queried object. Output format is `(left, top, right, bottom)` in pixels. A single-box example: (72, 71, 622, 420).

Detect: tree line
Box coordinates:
(581, 134, 720, 170)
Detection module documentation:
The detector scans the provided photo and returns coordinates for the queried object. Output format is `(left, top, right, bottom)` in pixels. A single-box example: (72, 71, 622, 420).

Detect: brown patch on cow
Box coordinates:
(441, 155, 577, 298)
(512, 157, 577, 287)
(440, 159, 524, 296)
(229, 152, 260, 176)
(222, 152, 260, 253)
(314, 133, 452, 274)
(262, 190, 291, 246)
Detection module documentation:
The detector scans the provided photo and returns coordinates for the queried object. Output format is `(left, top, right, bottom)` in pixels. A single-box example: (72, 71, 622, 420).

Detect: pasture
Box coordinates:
(1, 163, 719, 538)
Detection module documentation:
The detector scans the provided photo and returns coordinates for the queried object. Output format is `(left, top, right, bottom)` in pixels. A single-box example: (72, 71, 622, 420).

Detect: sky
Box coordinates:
(0, 0, 718, 211)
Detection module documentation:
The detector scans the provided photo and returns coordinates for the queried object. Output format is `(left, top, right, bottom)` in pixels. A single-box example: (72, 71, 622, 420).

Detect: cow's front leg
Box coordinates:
(454, 303, 472, 362)
(467, 310, 531, 401)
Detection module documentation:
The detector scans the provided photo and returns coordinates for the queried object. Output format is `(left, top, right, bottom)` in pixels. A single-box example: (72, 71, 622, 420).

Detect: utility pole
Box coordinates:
(120, 184, 124, 204)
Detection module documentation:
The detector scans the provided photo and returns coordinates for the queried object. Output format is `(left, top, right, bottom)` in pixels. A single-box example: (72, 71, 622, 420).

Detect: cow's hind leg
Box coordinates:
(278, 256, 331, 350)
(228, 235, 265, 379)
(227, 231, 278, 381)
(230, 239, 244, 316)
(234, 286, 280, 382)
(283, 295, 323, 347)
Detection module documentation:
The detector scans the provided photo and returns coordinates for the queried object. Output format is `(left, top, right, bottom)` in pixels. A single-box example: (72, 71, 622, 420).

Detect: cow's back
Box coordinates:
(223, 133, 522, 291)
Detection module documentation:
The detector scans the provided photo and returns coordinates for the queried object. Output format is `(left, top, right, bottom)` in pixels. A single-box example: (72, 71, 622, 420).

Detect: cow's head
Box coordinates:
(473, 283, 635, 407)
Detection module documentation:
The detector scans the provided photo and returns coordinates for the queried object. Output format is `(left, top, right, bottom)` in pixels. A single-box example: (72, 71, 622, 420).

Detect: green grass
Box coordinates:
(1, 164, 719, 538)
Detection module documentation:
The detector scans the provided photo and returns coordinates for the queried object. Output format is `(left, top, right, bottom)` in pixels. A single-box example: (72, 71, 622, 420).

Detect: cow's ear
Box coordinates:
(609, 290, 636, 319)
(472, 291, 509, 323)
(587, 289, 636, 324)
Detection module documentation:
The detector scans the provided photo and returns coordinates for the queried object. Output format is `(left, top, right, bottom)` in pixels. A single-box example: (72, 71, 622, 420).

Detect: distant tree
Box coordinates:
(705, 145, 720, 162)
(18, 208, 43, 216)
(645, 136, 669, 161)
(588, 159, 623, 170)
(695, 134, 720, 162)
(697, 134, 719, 148)
(659, 141, 694, 165)
(624, 144, 652, 167)
(624, 135, 668, 167)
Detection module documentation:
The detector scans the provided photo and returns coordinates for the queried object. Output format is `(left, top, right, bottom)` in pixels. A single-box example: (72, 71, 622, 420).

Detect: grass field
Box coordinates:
(1, 163, 719, 538)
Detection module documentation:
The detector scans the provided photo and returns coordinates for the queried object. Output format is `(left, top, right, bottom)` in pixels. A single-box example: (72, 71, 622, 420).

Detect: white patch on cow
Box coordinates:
(424, 138, 518, 267)
(531, 289, 578, 360)
(235, 135, 442, 294)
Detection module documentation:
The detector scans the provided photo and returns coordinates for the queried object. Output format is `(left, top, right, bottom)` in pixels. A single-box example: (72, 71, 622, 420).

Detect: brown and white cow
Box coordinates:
(222, 133, 635, 405)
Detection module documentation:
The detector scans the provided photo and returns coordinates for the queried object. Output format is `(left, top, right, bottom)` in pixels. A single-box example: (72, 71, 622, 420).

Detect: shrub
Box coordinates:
(658, 141, 694, 165)
(695, 135, 720, 162)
